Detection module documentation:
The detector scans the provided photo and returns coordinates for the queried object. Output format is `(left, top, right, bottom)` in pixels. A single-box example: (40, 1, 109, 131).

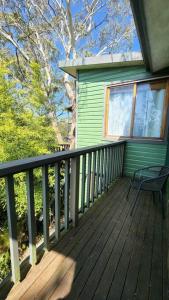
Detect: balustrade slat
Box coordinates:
(95, 150, 100, 198)
(119, 145, 122, 176)
(70, 156, 80, 227)
(91, 152, 96, 203)
(110, 147, 113, 183)
(86, 152, 92, 207)
(106, 147, 109, 190)
(81, 154, 86, 213)
(109, 148, 111, 180)
(100, 148, 104, 193)
(117, 146, 120, 176)
(54, 162, 61, 240)
(64, 160, 70, 230)
(103, 148, 107, 191)
(26, 169, 37, 266)
(116, 146, 119, 176)
(115, 147, 118, 178)
(6, 175, 20, 283)
(42, 165, 49, 250)
(107, 148, 110, 186)
(105, 148, 108, 190)
(121, 144, 125, 176)
(102, 149, 105, 192)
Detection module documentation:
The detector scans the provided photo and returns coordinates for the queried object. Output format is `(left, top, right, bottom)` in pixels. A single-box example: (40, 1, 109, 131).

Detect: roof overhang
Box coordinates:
(59, 52, 143, 78)
(130, 0, 169, 73)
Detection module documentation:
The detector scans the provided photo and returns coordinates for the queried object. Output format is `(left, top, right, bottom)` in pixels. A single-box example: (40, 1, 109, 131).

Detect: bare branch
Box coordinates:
(96, 25, 135, 56)
(0, 28, 30, 61)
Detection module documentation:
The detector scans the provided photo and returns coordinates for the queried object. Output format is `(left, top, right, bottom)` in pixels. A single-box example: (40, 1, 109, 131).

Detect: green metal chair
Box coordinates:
(126, 165, 169, 218)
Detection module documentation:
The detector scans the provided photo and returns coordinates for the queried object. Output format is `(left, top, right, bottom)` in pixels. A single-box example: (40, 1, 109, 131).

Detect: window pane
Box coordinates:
(108, 85, 133, 136)
(133, 82, 166, 138)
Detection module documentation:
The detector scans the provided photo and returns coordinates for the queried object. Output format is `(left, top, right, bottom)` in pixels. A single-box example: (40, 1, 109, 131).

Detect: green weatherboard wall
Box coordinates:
(77, 65, 168, 176)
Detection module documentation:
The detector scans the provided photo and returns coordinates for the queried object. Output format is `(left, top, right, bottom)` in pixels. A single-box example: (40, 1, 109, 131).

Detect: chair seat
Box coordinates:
(130, 178, 161, 192)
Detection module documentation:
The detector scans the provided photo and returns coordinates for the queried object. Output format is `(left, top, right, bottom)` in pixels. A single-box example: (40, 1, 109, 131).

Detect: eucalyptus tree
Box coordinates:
(0, 0, 135, 147)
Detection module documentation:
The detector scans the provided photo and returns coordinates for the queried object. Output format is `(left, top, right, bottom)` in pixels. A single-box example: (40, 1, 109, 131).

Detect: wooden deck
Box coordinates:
(7, 177, 168, 300)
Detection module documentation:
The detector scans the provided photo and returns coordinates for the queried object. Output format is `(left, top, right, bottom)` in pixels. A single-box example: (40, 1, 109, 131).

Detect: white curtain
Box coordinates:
(108, 85, 133, 136)
(133, 83, 165, 138)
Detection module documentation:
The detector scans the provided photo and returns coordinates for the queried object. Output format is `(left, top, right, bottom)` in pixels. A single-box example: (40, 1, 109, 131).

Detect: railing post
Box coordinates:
(121, 142, 126, 176)
(96, 150, 100, 198)
(100, 148, 104, 193)
(6, 175, 20, 283)
(81, 154, 86, 213)
(54, 162, 61, 241)
(91, 151, 96, 203)
(70, 156, 80, 227)
(64, 159, 70, 230)
(86, 153, 92, 207)
(42, 165, 49, 251)
(26, 169, 37, 266)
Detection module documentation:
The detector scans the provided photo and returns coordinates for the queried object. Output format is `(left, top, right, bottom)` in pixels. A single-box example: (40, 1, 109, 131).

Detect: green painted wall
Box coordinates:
(124, 142, 167, 176)
(77, 65, 168, 176)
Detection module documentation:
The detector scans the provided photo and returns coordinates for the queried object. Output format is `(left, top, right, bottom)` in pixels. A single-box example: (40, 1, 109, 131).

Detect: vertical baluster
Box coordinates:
(119, 145, 122, 176)
(96, 150, 100, 198)
(42, 165, 49, 251)
(91, 151, 96, 203)
(116, 146, 119, 177)
(100, 148, 104, 193)
(108, 147, 111, 186)
(114, 146, 117, 179)
(111, 147, 114, 181)
(105, 147, 108, 189)
(110, 147, 112, 184)
(104, 147, 108, 191)
(26, 169, 36, 266)
(86, 152, 92, 207)
(102, 148, 105, 191)
(121, 143, 125, 176)
(81, 154, 86, 213)
(117, 146, 120, 177)
(6, 175, 20, 283)
(64, 159, 70, 230)
(107, 147, 110, 186)
(70, 156, 80, 227)
(54, 162, 60, 240)
(110, 147, 113, 182)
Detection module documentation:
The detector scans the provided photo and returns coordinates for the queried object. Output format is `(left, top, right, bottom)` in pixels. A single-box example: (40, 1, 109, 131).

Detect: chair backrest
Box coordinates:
(154, 166, 169, 190)
(159, 166, 169, 176)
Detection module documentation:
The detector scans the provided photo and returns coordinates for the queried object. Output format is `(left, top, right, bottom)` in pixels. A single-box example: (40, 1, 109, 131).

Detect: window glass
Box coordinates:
(133, 82, 165, 137)
(108, 85, 133, 136)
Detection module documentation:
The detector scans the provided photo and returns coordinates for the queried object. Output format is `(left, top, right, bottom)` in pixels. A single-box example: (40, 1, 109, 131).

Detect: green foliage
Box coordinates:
(0, 229, 10, 283)
(0, 54, 59, 283)
(0, 251, 10, 282)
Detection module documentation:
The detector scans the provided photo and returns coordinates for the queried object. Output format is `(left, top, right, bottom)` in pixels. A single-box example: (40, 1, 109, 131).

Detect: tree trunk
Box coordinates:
(63, 74, 76, 149)
(69, 101, 76, 149)
(48, 111, 64, 145)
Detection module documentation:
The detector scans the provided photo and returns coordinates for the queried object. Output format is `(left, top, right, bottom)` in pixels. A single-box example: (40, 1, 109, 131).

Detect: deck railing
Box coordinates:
(0, 141, 126, 284)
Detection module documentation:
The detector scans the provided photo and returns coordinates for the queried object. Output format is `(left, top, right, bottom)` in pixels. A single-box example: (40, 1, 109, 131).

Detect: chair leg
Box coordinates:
(159, 190, 165, 219)
(126, 183, 132, 201)
(130, 189, 141, 216)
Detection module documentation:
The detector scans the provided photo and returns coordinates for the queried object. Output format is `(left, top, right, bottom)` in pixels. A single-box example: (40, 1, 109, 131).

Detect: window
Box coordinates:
(105, 80, 168, 139)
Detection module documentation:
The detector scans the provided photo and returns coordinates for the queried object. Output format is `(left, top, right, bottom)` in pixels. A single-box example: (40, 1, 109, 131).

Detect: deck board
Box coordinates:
(6, 177, 168, 300)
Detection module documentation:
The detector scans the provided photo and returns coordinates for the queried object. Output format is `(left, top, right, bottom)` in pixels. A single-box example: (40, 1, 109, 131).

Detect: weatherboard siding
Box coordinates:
(77, 65, 168, 176)
(124, 142, 167, 176)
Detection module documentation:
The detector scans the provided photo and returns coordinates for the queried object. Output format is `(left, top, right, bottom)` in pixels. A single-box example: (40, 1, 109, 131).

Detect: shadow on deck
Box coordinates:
(7, 177, 168, 300)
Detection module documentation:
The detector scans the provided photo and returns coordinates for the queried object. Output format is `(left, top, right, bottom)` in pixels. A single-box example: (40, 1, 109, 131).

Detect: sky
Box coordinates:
(133, 35, 141, 52)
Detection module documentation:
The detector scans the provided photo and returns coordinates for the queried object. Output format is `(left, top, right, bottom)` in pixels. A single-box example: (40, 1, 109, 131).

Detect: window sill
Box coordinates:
(103, 136, 167, 145)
